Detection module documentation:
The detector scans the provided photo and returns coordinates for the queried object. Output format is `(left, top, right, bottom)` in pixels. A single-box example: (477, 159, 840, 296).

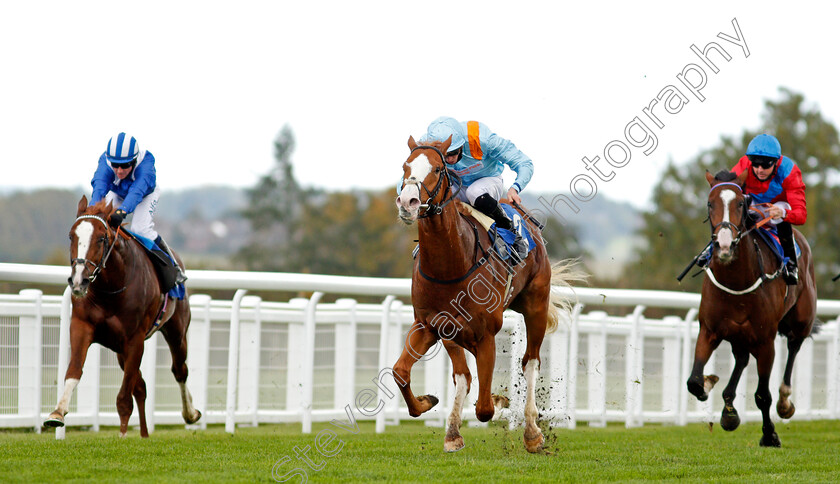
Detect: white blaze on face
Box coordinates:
(397, 153, 433, 210)
(71, 221, 94, 286)
(716, 189, 737, 250)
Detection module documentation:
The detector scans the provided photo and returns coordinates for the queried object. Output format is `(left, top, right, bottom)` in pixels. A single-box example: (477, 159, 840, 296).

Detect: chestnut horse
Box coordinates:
(686, 170, 817, 447)
(44, 197, 201, 436)
(394, 136, 581, 453)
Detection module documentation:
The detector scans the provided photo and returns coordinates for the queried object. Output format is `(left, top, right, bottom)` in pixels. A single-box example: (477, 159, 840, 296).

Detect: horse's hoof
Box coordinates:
(704, 375, 720, 392)
(720, 407, 740, 431)
(686, 379, 708, 401)
(413, 395, 439, 415)
(184, 409, 202, 425)
(43, 415, 65, 428)
(759, 432, 781, 448)
(444, 436, 465, 453)
(119, 432, 127, 438)
(776, 400, 795, 420)
(524, 429, 544, 454)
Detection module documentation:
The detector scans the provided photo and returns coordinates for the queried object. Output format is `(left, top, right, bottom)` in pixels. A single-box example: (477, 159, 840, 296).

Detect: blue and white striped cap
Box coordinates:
(106, 132, 139, 163)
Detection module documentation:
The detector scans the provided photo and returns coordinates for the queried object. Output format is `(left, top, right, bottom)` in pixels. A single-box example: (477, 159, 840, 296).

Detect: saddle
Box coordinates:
(121, 230, 186, 300)
(458, 202, 537, 262)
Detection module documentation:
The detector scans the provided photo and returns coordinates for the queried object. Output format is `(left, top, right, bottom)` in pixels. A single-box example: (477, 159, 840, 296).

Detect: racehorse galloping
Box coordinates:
(687, 170, 817, 447)
(394, 136, 581, 453)
(44, 197, 201, 437)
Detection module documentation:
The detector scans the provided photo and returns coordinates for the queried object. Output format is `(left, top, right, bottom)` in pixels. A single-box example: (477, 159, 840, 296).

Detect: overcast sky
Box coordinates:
(1, 1, 837, 209)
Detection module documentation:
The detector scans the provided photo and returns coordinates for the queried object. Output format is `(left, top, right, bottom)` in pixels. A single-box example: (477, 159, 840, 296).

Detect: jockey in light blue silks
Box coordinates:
(90, 132, 186, 283)
(419, 116, 534, 258)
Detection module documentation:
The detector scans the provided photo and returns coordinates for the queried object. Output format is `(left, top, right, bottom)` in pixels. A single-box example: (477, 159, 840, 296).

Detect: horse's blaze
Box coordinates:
(71, 221, 95, 289)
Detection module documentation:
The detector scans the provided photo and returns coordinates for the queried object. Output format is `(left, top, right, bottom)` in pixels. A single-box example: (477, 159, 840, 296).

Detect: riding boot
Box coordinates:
(155, 236, 188, 284)
(777, 222, 798, 285)
(473, 194, 529, 260)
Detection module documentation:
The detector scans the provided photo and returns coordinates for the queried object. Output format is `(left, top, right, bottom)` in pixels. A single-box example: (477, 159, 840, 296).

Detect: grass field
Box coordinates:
(2, 419, 840, 483)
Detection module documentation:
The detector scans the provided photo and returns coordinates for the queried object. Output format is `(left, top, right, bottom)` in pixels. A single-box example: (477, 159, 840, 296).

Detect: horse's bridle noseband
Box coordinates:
(401, 145, 462, 217)
(71, 214, 120, 284)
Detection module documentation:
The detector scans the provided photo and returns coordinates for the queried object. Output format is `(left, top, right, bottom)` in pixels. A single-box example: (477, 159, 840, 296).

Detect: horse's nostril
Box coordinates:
(409, 198, 420, 209)
(81, 278, 90, 286)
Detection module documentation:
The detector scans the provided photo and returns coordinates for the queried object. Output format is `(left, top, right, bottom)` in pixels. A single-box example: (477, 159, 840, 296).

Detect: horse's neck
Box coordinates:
(711, 233, 768, 286)
(417, 205, 476, 278)
(91, 240, 131, 294)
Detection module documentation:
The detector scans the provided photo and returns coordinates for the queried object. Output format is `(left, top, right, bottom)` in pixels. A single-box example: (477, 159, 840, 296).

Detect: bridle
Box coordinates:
(705, 182, 782, 294)
(402, 145, 462, 218)
(707, 182, 752, 247)
(71, 215, 120, 284)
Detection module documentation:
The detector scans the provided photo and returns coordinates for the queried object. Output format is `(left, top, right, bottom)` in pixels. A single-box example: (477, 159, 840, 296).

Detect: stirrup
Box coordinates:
(513, 234, 529, 260)
(782, 262, 798, 285)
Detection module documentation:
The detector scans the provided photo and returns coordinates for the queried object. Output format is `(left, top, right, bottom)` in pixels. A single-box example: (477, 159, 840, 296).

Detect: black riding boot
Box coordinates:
(473, 194, 529, 260)
(155, 236, 188, 284)
(777, 222, 798, 285)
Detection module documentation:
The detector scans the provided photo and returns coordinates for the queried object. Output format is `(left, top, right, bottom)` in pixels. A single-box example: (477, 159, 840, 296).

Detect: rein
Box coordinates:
(72, 215, 123, 290)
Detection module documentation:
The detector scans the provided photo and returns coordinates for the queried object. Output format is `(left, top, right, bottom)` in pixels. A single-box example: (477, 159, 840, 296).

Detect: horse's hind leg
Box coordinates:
(393, 321, 441, 417)
(45, 320, 94, 427)
(720, 347, 749, 431)
(442, 340, 471, 453)
(116, 337, 146, 437)
(161, 304, 201, 424)
(754, 342, 781, 447)
(687, 324, 721, 401)
(777, 333, 806, 420)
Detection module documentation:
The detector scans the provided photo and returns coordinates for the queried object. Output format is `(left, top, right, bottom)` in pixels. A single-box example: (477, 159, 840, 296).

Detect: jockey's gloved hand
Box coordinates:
(109, 209, 127, 228)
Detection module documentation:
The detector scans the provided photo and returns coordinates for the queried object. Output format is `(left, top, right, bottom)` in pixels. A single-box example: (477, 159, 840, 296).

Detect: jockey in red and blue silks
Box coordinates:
(730, 133, 806, 285)
(90, 132, 186, 283)
(418, 116, 534, 259)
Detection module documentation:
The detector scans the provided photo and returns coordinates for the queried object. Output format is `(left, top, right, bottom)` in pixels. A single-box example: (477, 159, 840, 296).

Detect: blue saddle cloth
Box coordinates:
(755, 224, 800, 265)
(125, 230, 186, 300)
(489, 204, 537, 261)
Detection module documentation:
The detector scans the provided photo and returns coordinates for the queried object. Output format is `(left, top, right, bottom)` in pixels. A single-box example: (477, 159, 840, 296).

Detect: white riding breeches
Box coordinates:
(104, 187, 160, 240)
(453, 176, 506, 204)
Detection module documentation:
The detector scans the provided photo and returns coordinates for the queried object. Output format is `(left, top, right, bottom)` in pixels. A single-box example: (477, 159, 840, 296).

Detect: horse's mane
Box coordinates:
(713, 170, 738, 182)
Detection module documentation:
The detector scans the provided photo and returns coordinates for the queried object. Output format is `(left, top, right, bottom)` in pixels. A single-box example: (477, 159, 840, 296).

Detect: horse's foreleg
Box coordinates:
(393, 321, 440, 418)
(117, 337, 145, 437)
(161, 314, 202, 424)
(687, 325, 721, 401)
(443, 340, 470, 452)
(754, 343, 781, 447)
(720, 348, 749, 431)
(473, 335, 496, 423)
(777, 334, 806, 420)
(45, 320, 94, 427)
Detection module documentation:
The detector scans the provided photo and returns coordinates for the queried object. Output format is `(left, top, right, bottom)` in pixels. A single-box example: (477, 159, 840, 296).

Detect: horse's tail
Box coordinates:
(546, 258, 588, 333)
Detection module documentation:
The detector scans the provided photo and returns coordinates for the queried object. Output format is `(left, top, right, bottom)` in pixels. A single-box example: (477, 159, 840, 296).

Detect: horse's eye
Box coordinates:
(707, 202, 712, 208)
(435, 167, 441, 174)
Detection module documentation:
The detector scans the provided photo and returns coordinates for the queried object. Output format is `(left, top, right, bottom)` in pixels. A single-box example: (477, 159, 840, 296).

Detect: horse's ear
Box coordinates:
(440, 135, 453, 154)
(736, 169, 748, 187)
(705, 170, 716, 187)
(407, 135, 417, 150)
(76, 196, 88, 217)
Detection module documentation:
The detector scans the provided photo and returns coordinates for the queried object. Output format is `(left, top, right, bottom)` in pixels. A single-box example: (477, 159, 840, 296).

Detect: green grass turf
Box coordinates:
(2, 419, 839, 483)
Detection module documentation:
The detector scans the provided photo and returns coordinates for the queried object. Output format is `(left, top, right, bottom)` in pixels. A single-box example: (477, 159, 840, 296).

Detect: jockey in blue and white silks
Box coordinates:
(419, 116, 534, 259)
(90, 132, 185, 283)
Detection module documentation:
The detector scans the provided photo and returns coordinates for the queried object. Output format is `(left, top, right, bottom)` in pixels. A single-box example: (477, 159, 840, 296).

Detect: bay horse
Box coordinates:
(394, 136, 582, 453)
(44, 196, 201, 437)
(686, 170, 817, 447)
